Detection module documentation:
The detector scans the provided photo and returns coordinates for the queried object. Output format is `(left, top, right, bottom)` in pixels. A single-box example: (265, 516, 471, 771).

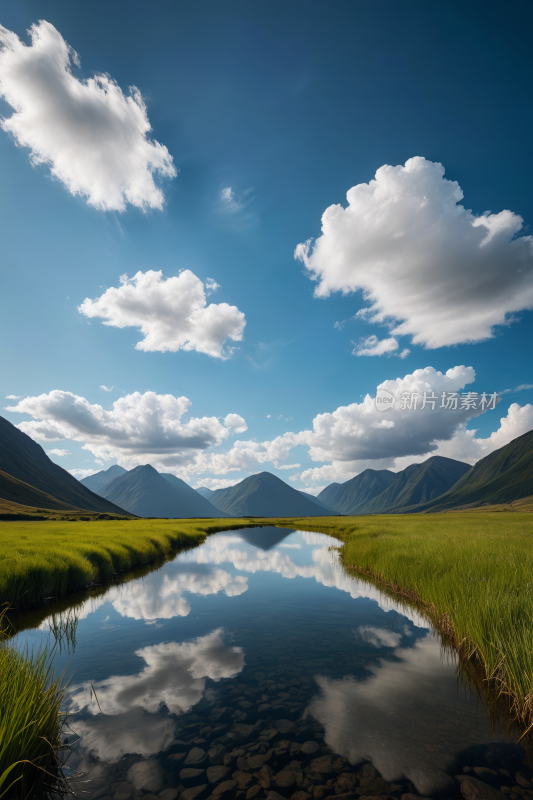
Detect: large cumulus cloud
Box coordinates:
(0, 20, 175, 211)
(79, 270, 246, 359)
(295, 157, 533, 349)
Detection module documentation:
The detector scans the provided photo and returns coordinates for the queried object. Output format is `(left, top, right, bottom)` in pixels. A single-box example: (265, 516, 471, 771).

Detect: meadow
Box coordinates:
(0, 518, 259, 608)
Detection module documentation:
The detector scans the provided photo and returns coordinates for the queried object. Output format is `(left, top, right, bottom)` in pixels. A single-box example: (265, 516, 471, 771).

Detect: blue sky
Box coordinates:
(1, 0, 532, 491)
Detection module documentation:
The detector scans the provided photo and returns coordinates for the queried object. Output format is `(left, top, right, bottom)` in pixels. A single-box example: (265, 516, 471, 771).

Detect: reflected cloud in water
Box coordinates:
(68, 628, 244, 760)
(308, 633, 501, 795)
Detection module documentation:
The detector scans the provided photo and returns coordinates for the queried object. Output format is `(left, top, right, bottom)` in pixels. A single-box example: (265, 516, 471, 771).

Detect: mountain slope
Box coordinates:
(0, 469, 77, 511)
(81, 465, 127, 493)
(357, 456, 471, 514)
(413, 429, 533, 512)
(297, 490, 336, 513)
(0, 415, 128, 514)
(196, 486, 214, 499)
(208, 471, 338, 517)
(100, 465, 230, 518)
(318, 469, 396, 514)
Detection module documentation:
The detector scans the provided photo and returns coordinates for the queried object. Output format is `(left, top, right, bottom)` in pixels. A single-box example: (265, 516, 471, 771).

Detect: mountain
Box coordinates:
(196, 486, 214, 499)
(208, 471, 339, 517)
(98, 464, 230, 518)
(0, 415, 128, 515)
(80, 465, 127, 492)
(0, 469, 76, 512)
(318, 469, 396, 514)
(414, 429, 533, 512)
(297, 490, 336, 513)
(356, 456, 471, 514)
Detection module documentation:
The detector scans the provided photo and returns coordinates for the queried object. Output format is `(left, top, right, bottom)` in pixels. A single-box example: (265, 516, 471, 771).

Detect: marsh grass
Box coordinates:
(269, 511, 533, 732)
(0, 611, 69, 799)
(0, 518, 259, 608)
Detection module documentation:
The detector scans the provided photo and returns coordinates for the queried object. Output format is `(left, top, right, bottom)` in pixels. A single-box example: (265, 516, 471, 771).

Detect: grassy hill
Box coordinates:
(357, 456, 470, 514)
(0, 416, 128, 515)
(413, 429, 533, 512)
(318, 469, 395, 514)
(209, 471, 338, 517)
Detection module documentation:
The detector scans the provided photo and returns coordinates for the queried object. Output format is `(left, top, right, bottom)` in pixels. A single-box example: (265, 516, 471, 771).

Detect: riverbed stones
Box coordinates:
(213, 780, 238, 797)
(209, 746, 228, 766)
(335, 774, 358, 794)
(186, 748, 208, 767)
(247, 786, 262, 800)
(515, 775, 533, 790)
(266, 792, 286, 800)
(113, 782, 134, 800)
(127, 761, 165, 793)
(159, 791, 179, 800)
(207, 766, 230, 784)
(459, 776, 508, 800)
(300, 742, 320, 756)
(248, 754, 265, 770)
(275, 719, 296, 736)
(181, 785, 208, 800)
(180, 768, 207, 787)
(275, 770, 297, 788)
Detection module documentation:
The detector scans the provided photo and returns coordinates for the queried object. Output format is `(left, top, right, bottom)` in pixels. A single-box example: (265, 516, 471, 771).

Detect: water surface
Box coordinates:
(14, 528, 514, 797)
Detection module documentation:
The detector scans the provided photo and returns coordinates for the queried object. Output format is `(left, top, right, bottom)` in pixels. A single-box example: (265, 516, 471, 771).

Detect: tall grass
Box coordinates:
(271, 511, 533, 731)
(0, 518, 259, 608)
(0, 611, 67, 798)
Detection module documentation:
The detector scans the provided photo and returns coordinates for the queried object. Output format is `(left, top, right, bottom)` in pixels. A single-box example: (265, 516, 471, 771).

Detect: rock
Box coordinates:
(515, 775, 533, 790)
(127, 761, 165, 793)
(180, 785, 208, 800)
(237, 757, 250, 772)
(211, 708, 234, 724)
(275, 771, 296, 788)
(213, 780, 238, 797)
(207, 766, 230, 784)
(257, 704, 273, 717)
(209, 726, 230, 742)
(401, 795, 420, 800)
(209, 746, 228, 766)
(186, 748, 208, 767)
(331, 793, 356, 800)
(181, 768, 207, 787)
(159, 791, 179, 800)
(168, 753, 187, 764)
(292, 793, 312, 800)
(290, 743, 302, 758)
(357, 766, 377, 786)
(235, 773, 255, 790)
(266, 793, 287, 800)
(312, 787, 331, 800)
(275, 720, 296, 736)
(255, 673, 266, 681)
(459, 776, 508, 800)
(247, 787, 262, 800)
(113, 783, 135, 800)
(335, 775, 357, 794)
(362, 780, 393, 796)
(300, 742, 320, 756)
(309, 757, 334, 776)
(248, 755, 265, 771)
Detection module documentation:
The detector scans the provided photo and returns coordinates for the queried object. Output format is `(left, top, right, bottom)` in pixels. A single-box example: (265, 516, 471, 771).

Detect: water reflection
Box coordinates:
(12, 528, 516, 796)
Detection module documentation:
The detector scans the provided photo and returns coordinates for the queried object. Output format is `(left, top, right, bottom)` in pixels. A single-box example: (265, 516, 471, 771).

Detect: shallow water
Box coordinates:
(14, 528, 517, 797)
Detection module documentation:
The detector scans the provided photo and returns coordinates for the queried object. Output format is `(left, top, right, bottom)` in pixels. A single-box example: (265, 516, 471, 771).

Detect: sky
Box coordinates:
(1, 0, 532, 493)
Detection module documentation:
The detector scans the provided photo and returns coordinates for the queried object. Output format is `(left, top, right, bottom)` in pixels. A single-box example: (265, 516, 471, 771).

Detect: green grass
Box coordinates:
(0, 518, 259, 608)
(0, 612, 67, 799)
(271, 511, 533, 730)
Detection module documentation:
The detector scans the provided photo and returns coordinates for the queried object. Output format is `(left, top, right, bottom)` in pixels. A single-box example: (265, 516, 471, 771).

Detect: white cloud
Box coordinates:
(100, 385, 113, 392)
(0, 20, 175, 211)
(5, 394, 22, 400)
(278, 463, 301, 470)
(46, 448, 71, 457)
(353, 335, 399, 357)
(205, 278, 220, 295)
(500, 383, 533, 395)
(69, 468, 97, 479)
(295, 157, 533, 348)
(223, 413, 248, 434)
(195, 477, 241, 491)
(356, 625, 402, 648)
(220, 187, 241, 213)
(399, 348, 410, 359)
(79, 270, 246, 359)
(6, 390, 247, 471)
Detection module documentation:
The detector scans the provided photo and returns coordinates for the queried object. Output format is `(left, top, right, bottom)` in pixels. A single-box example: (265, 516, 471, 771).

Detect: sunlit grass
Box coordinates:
(0, 518, 257, 607)
(270, 512, 533, 729)
(0, 611, 67, 798)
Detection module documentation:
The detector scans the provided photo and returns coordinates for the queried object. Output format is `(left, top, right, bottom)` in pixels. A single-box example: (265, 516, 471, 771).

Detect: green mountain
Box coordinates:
(0, 415, 127, 515)
(80, 465, 127, 492)
(413, 428, 533, 512)
(0, 469, 77, 512)
(98, 464, 230, 518)
(196, 486, 214, 499)
(318, 469, 396, 514)
(208, 471, 339, 517)
(297, 490, 336, 513)
(357, 456, 471, 514)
